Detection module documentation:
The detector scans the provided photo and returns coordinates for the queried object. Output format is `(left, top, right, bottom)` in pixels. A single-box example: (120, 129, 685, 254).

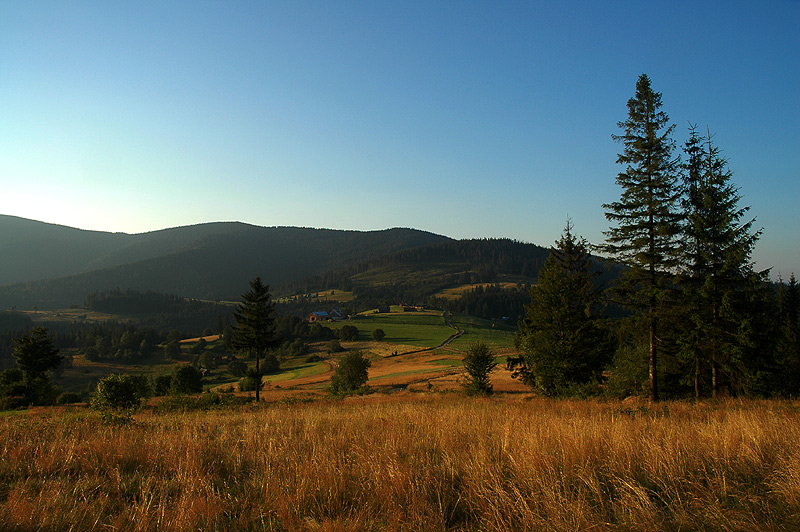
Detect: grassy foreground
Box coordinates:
(1, 397, 799, 531)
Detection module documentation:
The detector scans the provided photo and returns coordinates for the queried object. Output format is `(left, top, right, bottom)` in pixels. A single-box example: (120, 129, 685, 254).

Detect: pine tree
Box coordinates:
(510, 221, 613, 396)
(679, 126, 763, 397)
(12, 326, 63, 405)
(462, 341, 498, 396)
(232, 277, 279, 401)
(602, 74, 683, 401)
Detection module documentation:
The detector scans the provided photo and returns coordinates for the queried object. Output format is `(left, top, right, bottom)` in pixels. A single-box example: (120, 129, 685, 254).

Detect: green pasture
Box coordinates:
(330, 310, 455, 348)
(448, 313, 517, 351)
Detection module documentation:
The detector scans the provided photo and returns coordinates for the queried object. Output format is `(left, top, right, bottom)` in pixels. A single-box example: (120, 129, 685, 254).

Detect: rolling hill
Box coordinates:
(0, 216, 451, 309)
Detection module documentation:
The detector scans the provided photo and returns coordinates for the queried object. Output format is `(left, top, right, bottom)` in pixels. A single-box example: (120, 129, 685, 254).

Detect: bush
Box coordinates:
(153, 392, 252, 413)
(170, 365, 203, 395)
(339, 325, 359, 341)
(372, 328, 386, 342)
(330, 351, 371, 395)
(327, 340, 344, 353)
(57, 392, 83, 404)
(239, 368, 263, 392)
(92, 374, 149, 423)
(151, 374, 173, 396)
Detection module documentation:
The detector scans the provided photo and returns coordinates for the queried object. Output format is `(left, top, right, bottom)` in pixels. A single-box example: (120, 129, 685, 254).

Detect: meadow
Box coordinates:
(2, 396, 798, 531)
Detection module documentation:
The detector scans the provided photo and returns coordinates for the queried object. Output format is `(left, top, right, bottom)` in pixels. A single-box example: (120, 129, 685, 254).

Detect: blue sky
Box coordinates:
(2, 1, 798, 277)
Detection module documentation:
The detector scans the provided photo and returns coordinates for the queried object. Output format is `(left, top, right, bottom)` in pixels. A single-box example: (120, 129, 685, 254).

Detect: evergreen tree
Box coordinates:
(510, 221, 614, 396)
(12, 327, 63, 405)
(679, 126, 763, 397)
(13, 327, 62, 384)
(462, 341, 498, 396)
(602, 74, 682, 401)
(232, 277, 279, 401)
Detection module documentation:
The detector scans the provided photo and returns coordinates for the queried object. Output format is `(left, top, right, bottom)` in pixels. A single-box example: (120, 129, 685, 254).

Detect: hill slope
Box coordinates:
(0, 216, 450, 309)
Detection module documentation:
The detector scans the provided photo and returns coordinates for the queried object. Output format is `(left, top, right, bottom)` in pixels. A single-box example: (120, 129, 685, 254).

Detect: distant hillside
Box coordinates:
(279, 238, 551, 306)
(0, 216, 450, 309)
(277, 238, 624, 321)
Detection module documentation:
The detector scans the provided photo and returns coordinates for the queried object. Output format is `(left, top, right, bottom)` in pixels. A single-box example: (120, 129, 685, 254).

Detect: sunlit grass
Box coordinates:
(1, 398, 798, 531)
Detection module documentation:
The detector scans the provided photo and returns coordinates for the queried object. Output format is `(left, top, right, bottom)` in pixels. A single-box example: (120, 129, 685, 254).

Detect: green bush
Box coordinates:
(170, 365, 203, 395)
(151, 374, 173, 396)
(238, 368, 263, 392)
(339, 325, 359, 341)
(327, 340, 344, 353)
(330, 351, 371, 395)
(92, 374, 149, 423)
(57, 392, 83, 404)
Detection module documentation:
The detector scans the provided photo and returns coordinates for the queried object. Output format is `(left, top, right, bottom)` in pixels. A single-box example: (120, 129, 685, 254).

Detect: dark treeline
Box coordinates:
(278, 238, 551, 311)
(429, 284, 532, 322)
(85, 289, 235, 334)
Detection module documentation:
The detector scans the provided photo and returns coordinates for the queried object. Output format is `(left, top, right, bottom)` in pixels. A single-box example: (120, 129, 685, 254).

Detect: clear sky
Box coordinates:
(2, 1, 798, 277)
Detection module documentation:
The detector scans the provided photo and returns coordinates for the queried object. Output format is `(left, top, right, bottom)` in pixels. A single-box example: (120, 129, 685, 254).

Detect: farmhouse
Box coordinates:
(308, 311, 330, 322)
(308, 309, 346, 322)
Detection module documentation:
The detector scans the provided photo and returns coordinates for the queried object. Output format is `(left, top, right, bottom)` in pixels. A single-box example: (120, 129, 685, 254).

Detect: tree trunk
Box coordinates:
(695, 352, 701, 400)
(650, 306, 659, 402)
(255, 351, 260, 402)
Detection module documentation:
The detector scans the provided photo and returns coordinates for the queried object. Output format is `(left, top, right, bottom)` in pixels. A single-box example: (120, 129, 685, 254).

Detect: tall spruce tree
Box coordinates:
(602, 74, 683, 401)
(679, 126, 763, 397)
(232, 277, 279, 401)
(510, 221, 613, 396)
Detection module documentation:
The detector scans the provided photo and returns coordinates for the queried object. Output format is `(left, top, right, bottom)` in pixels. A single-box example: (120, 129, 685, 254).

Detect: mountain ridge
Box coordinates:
(0, 215, 453, 308)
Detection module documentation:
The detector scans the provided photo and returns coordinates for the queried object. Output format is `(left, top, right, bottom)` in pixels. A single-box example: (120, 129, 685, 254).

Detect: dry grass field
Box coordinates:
(2, 396, 799, 532)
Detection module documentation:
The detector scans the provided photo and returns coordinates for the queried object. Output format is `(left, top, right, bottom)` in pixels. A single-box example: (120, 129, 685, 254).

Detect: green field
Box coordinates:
(329, 309, 456, 348)
(449, 313, 516, 350)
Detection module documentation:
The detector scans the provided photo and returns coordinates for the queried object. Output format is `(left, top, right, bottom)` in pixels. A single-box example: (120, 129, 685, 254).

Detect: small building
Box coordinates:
(308, 311, 330, 322)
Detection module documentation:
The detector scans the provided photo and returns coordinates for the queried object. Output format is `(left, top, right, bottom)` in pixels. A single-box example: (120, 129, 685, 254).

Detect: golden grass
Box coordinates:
(1, 398, 799, 531)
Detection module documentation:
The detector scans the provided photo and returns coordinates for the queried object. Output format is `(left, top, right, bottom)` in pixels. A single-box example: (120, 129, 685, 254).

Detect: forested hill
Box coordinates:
(280, 238, 552, 300)
(277, 238, 625, 320)
(0, 216, 450, 309)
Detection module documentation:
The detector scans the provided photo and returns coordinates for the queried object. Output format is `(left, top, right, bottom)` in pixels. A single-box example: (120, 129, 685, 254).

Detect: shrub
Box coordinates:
(327, 340, 344, 353)
(170, 365, 203, 395)
(92, 374, 149, 423)
(151, 374, 173, 396)
(372, 328, 386, 341)
(238, 368, 263, 392)
(339, 325, 359, 341)
(57, 391, 83, 404)
(330, 351, 371, 395)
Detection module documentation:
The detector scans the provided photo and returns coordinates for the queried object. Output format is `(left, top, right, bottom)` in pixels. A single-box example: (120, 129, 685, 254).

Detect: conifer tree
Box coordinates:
(510, 221, 613, 396)
(602, 74, 683, 401)
(679, 126, 763, 397)
(233, 277, 279, 401)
